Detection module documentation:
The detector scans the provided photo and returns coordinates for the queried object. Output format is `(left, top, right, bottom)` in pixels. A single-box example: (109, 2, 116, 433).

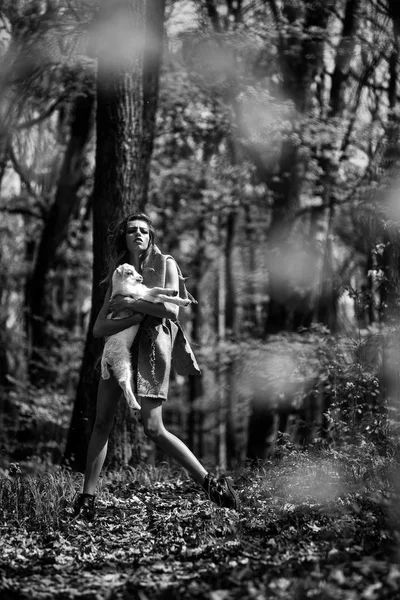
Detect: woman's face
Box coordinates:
(125, 219, 151, 255)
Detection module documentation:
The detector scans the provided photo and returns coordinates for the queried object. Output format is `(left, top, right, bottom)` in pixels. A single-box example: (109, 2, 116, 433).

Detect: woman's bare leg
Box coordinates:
(140, 396, 208, 484)
(82, 376, 121, 495)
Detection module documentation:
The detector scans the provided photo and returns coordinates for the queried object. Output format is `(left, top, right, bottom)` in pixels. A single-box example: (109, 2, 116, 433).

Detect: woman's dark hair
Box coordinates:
(101, 212, 156, 285)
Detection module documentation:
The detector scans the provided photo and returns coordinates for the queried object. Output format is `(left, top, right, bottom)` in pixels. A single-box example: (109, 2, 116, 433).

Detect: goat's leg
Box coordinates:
(101, 354, 111, 379)
(148, 286, 177, 296)
(119, 379, 141, 411)
(141, 288, 190, 307)
(109, 344, 141, 411)
(155, 294, 191, 307)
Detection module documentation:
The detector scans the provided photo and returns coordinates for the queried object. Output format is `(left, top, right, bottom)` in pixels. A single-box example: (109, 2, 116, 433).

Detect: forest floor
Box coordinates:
(1, 447, 400, 600)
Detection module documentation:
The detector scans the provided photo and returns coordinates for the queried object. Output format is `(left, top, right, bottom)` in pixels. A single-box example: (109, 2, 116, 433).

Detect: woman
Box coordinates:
(74, 213, 238, 520)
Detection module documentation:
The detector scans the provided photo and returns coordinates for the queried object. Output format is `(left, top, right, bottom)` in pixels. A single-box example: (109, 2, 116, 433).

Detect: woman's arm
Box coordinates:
(108, 259, 180, 321)
(93, 285, 145, 338)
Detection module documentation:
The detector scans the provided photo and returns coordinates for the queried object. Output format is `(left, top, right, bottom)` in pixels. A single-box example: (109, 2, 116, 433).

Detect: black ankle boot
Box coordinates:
(202, 474, 239, 510)
(73, 493, 96, 521)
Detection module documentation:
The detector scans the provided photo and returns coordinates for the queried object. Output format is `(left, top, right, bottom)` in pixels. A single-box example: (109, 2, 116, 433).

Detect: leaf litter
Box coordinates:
(0, 456, 399, 600)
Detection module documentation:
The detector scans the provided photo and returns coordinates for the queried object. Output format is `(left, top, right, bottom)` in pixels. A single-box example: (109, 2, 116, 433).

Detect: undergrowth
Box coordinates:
(1, 445, 399, 531)
(1, 446, 400, 599)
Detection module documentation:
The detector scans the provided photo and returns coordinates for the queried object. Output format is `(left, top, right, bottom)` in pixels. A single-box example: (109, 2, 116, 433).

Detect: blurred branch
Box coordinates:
(16, 97, 64, 130)
(205, 0, 221, 33)
(65, 0, 83, 23)
(388, 0, 400, 37)
(0, 205, 44, 220)
(7, 142, 37, 197)
(0, 12, 11, 33)
(226, 0, 243, 25)
(266, 0, 285, 64)
(339, 48, 389, 155)
(329, 0, 361, 116)
(295, 122, 393, 222)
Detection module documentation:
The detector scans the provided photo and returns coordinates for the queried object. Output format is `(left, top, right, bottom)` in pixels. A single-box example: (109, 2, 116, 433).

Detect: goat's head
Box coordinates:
(114, 263, 143, 283)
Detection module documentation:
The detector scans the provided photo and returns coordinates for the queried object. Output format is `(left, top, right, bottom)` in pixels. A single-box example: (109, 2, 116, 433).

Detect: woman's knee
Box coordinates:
(140, 397, 166, 441)
(142, 419, 165, 441)
(92, 415, 114, 437)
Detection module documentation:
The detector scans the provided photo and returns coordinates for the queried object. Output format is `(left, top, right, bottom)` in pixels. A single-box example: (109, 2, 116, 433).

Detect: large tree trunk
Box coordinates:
(64, 0, 164, 471)
(140, 0, 165, 209)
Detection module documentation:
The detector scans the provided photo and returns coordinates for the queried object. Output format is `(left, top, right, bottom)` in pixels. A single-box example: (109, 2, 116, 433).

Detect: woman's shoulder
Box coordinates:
(151, 249, 181, 273)
(155, 248, 175, 263)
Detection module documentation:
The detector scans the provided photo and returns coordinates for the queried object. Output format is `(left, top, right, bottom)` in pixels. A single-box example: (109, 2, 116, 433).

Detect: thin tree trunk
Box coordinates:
(314, 189, 337, 330)
(217, 226, 227, 470)
(187, 299, 203, 457)
(224, 211, 237, 468)
(0, 144, 12, 388)
(312, 0, 360, 330)
(388, 0, 400, 39)
(27, 87, 95, 382)
(187, 211, 208, 458)
(264, 140, 301, 334)
(379, 41, 399, 324)
(246, 392, 275, 461)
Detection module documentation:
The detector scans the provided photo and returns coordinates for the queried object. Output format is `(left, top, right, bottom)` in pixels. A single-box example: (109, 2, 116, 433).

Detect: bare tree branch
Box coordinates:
(7, 141, 37, 197)
(205, 0, 222, 33)
(16, 97, 64, 130)
(0, 205, 44, 220)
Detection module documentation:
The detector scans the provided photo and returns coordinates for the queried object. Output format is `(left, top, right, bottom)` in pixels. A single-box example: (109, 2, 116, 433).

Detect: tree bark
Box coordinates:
(140, 0, 166, 210)
(246, 392, 276, 461)
(388, 0, 400, 39)
(329, 0, 361, 116)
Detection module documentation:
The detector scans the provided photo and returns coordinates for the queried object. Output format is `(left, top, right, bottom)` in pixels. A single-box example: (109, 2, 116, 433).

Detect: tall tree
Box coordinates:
(264, 0, 335, 333)
(64, 0, 165, 471)
(314, 0, 361, 329)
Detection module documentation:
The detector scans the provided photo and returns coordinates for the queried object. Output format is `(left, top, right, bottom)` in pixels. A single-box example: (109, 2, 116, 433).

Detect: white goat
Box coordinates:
(101, 263, 191, 411)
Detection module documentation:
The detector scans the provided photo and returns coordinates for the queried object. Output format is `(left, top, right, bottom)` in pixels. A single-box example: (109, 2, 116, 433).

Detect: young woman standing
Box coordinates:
(74, 213, 238, 519)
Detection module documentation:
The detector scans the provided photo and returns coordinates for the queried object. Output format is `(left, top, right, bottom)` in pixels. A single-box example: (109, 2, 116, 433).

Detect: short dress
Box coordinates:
(131, 246, 200, 400)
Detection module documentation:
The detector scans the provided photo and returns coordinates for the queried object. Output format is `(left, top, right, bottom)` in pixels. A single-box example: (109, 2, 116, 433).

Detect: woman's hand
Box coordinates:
(131, 312, 146, 324)
(93, 287, 145, 338)
(108, 294, 137, 315)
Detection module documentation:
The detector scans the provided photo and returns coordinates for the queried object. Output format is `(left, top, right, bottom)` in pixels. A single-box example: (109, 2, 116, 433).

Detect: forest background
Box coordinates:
(0, 0, 400, 503)
(2, 1, 400, 598)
